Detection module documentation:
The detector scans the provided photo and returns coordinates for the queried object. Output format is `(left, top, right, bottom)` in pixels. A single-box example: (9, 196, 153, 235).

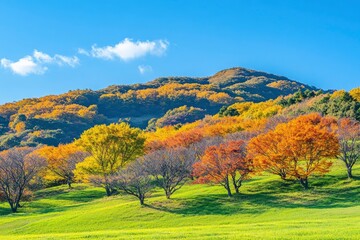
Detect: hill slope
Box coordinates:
(0, 160, 358, 239)
(0, 67, 317, 150)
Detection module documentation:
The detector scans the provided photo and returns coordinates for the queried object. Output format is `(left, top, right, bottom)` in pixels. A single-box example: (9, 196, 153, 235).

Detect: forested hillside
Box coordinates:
(0, 70, 359, 240)
(0, 67, 317, 150)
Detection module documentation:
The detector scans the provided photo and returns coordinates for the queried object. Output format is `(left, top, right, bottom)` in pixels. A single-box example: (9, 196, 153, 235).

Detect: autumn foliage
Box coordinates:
(193, 140, 253, 196)
(0, 69, 359, 213)
(248, 113, 339, 188)
(74, 122, 145, 196)
(36, 144, 88, 188)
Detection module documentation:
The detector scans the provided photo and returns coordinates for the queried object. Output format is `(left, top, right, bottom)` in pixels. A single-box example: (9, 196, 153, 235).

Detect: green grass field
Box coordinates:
(0, 160, 359, 240)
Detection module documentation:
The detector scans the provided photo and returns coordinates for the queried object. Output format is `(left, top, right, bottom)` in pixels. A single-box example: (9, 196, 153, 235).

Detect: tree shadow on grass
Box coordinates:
(146, 192, 279, 216)
(147, 174, 359, 216)
(29, 186, 104, 213)
(0, 185, 105, 216)
(247, 174, 359, 208)
(35, 185, 104, 203)
(0, 205, 11, 215)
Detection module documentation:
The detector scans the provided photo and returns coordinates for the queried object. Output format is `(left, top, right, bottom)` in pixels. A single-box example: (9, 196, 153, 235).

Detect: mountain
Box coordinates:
(0, 67, 318, 150)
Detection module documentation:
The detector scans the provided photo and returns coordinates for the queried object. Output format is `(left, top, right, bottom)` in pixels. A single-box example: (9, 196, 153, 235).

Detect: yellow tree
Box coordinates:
(349, 87, 360, 102)
(248, 113, 339, 189)
(37, 144, 88, 188)
(75, 122, 145, 196)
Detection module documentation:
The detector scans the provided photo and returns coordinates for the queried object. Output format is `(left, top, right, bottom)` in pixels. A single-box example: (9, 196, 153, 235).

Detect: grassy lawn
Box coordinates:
(0, 160, 359, 239)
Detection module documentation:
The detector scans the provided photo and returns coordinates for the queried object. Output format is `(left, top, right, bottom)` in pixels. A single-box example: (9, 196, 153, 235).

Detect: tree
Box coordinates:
(189, 136, 224, 163)
(193, 140, 253, 197)
(349, 87, 360, 102)
(37, 144, 89, 188)
(166, 128, 204, 149)
(0, 147, 45, 212)
(247, 130, 290, 180)
(143, 147, 194, 199)
(248, 113, 339, 189)
(110, 159, 154, 205)
(227, 141, 253, 193)
(152, 105, 206, 128)
(337, 118, 360, 179)
(75, 122, 145, 196)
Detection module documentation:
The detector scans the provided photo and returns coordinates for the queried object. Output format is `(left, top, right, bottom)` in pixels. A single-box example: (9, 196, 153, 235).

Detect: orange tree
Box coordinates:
(247, 130, 289, 180)
(248, 113, 339, 189)
(36, 144, 89, 188)
(193, 140, 253, 197)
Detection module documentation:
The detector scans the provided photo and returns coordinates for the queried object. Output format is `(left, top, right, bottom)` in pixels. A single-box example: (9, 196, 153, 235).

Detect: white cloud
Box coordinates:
(53, 55, 79, 67)
(0, 56, 47, 76)
(80, 38, 169, 61)
(77, 48, 90, 56)
(138, 65, 153, 74)
(1, 50, 79, 76)
(33, 50, 52, 63)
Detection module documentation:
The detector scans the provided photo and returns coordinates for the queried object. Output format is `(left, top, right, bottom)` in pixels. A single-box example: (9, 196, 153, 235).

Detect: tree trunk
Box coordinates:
(165, 190, 171, 199)
(139, 195, 145, 205)
(67, 179, 72, 189)
(347, 167, 353, 179)
(105, 185, 112, 196)
(226, 185, 232, 197)
(10, 190, 24, 212)
(279, 170, 287, 180)
(8, 200, 19, 213)
(232, 175, 241, 194)
(225, 176, 232, 197)
(9, 202, 17, 213)
(234, 183, 241, 194)
(299, 178, 309, 189)
(10, 206, 17, 213)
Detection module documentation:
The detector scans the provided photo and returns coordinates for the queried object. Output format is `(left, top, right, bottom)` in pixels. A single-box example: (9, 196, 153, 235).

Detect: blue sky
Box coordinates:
(0, 0, 359, 104)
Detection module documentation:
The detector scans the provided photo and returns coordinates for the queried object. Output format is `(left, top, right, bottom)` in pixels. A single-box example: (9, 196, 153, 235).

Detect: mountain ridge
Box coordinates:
(0, 67, 319, 150)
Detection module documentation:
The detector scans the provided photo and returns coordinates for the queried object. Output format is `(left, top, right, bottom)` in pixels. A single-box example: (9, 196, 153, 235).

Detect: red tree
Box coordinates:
(193, 140, 253, 197)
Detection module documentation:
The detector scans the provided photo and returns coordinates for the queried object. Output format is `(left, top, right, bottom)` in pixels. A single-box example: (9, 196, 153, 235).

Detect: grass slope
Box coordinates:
(0, 160, 359, 240)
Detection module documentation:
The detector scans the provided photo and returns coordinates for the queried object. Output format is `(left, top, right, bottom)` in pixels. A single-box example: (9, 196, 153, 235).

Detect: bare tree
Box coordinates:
(337, 118, 360, 179)
(0, 147, 46, 212)
(225, 130, 259, 142)
(190, 136, 224, 161)
(143, 147, 194, 199)
(262, 115, 291, 132)
(57, 150, 89, 188)
(110, 159, 154, 205)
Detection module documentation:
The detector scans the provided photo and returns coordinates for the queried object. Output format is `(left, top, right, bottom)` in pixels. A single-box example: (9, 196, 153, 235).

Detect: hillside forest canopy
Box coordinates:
(0, 67, 359, 212)
(0, 67, 324, 150)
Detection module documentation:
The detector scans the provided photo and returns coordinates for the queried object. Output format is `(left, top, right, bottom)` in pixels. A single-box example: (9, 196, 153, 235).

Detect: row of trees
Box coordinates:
(0, 113, 359, 211)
